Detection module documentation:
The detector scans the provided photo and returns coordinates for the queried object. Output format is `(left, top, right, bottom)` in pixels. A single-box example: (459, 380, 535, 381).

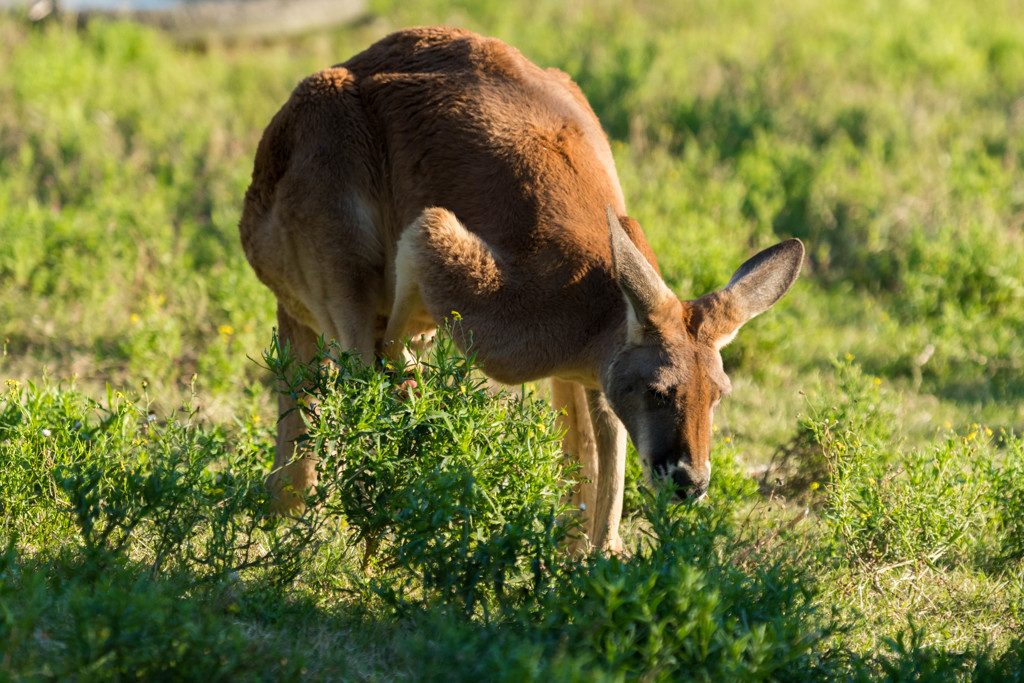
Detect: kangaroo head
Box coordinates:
(602, 206, 805, 500)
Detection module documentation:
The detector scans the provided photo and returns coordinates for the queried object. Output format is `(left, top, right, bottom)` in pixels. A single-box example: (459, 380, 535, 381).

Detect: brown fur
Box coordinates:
(240, 27, 805, 551)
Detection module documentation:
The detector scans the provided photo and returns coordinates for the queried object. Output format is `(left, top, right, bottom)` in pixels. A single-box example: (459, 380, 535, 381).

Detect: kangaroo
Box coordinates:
(239, 26, 804, 552)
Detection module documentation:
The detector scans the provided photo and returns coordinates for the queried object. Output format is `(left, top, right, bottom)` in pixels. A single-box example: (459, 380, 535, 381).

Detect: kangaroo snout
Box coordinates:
(669, 464, 709, 501)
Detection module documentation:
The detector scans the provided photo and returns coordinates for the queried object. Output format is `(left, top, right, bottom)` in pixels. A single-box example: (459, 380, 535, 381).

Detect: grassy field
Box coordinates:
(2, 0, 1024, 679)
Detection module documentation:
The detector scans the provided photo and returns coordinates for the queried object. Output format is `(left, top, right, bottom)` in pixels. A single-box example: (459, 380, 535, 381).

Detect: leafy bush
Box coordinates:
(0, 378, 325, 587)
(0, 380, 331, 678)
(801, 360, 995, 568)
(263, 330, 572, 615)
(398, 493, 842, 681)
(797, 359, 1024, 578)
(257, 336, 843, 680)
(0, 546, 310, 680)
(986, 433, 1024, 563)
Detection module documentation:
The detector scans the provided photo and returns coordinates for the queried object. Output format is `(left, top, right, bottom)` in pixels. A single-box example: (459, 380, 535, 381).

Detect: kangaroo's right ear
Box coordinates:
(691, 239, 805, 349)
(606, 205, 675, 334)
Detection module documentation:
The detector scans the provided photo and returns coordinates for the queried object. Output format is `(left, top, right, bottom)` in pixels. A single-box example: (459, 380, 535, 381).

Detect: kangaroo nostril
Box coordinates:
(672, 468, 709, 500)
(671, 467, 692, 489)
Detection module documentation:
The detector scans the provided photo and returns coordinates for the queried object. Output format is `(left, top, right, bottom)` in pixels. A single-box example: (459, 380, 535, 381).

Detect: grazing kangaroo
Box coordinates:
(240, 26, 804, 552)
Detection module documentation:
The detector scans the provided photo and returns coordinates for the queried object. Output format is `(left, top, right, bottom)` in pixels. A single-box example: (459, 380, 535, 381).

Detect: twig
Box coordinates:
(871, 558, 917, 576)
(735, 507, 808, 564)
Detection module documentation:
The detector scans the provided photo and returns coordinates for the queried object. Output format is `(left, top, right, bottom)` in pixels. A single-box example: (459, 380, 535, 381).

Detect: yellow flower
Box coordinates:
(130, 313, 140, 324)
(873, 377, 882, 386)
(810, 482, 820, 491)
(218, 324, 235, 336)
(845, 353, 855, 361)
(450, 310, 462, 321)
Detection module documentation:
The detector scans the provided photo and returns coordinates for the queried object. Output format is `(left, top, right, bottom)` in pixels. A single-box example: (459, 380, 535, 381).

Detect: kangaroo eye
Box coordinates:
(645, 386, 672, 406)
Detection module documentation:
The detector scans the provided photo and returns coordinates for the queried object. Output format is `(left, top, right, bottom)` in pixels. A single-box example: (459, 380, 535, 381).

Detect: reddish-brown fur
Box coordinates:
(240, 27, 804, 551)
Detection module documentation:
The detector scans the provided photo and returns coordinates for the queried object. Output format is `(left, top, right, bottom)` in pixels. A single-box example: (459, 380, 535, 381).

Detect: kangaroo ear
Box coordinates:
(606, 205, 674, 331)
(694, 239, 805, 349)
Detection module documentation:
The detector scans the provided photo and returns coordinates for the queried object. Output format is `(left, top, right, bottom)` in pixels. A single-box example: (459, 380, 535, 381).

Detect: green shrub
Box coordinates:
(400, 493, 843, 681)
(0, 379, 330, 678)
(260, 335, 843, 680)
(987, 433, 1024, 563)
(0, 376, 327, 588)
(803, 359, 996, 568)
(263, 330, 571, 616)
(0, 545, 310, 680)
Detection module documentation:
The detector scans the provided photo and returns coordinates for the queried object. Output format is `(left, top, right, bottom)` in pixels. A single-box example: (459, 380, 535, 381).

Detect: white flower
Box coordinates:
(41, 428, 51, 437)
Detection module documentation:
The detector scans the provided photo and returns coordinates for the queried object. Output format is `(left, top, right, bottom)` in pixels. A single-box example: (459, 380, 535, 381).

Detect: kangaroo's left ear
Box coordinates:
(691, 239, 805, 349)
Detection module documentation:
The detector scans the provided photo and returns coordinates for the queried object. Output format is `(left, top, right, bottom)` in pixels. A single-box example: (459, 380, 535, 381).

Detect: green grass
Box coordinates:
(2, 0, 1024, 679)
